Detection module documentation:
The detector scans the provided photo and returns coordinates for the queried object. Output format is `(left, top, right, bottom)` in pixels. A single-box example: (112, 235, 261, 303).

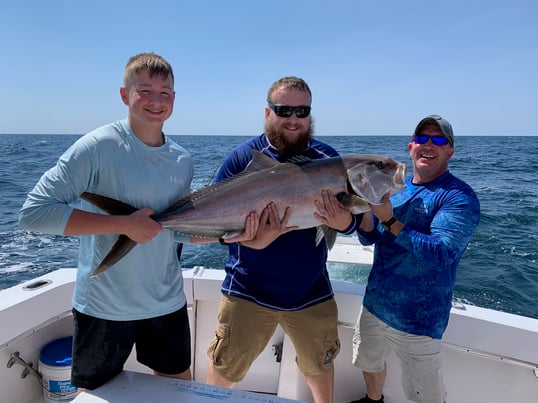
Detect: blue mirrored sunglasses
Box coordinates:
(413, 134, 450, 146)
(268, 101, 311, 118)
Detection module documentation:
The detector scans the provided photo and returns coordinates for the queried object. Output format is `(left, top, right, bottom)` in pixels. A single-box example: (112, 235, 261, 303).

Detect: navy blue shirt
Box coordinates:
(357, 172, 480, 338)
(215, 134, 357, 310)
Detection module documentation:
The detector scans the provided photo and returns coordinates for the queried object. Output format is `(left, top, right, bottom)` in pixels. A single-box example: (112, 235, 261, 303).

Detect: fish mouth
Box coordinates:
(395, 163, 407, 186)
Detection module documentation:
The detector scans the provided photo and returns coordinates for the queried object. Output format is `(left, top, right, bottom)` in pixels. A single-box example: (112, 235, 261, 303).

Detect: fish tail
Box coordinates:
(91, 235, 137, 276)
(80, 192, 138, 215)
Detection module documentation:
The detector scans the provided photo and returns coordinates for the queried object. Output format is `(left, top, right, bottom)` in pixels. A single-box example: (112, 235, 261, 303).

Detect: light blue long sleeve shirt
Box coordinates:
(19, 119, 193, 320)
(357, 171, 480, 339)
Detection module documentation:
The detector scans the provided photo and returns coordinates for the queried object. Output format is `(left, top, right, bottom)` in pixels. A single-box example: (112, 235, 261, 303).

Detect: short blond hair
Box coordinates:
(123, 52, 174, 87)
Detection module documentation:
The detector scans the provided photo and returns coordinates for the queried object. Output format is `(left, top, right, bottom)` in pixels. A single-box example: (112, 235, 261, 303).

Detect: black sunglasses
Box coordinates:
(413, 134, 450, 146)
(268, 101, 311, 119)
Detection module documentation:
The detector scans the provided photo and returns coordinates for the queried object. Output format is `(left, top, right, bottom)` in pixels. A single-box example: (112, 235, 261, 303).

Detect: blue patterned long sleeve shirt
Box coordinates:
(357, 171, 480, 339)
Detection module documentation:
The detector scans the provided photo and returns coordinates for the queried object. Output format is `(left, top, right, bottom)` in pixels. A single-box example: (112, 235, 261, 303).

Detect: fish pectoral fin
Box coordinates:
(91, 235, 137, 277)
(336, 192, 371, 215)
(348, 205, 371, 214)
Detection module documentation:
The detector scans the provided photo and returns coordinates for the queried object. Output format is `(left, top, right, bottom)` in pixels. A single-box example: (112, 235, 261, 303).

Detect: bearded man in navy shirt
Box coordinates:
(205, 76, 361, 403)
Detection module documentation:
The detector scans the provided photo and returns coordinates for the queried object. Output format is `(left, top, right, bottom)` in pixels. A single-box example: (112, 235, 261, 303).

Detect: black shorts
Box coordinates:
(71, 305, 191, 390)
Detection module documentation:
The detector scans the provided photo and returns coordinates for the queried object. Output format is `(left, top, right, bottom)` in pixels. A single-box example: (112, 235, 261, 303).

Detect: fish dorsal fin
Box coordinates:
(245, 150, 280, 172)
(286, 155, 313, 165)
(246, 150, 314, 173)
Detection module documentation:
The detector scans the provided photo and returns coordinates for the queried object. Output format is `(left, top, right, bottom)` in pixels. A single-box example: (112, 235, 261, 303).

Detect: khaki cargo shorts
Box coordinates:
(207, 295, 340, 382)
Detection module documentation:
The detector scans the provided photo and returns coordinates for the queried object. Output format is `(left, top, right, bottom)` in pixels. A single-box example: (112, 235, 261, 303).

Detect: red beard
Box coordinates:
(264, 121, 314, 160)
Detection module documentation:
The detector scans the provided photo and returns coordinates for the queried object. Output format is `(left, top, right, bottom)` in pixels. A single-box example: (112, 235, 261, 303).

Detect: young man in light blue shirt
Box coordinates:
(19, 52, 256, 390)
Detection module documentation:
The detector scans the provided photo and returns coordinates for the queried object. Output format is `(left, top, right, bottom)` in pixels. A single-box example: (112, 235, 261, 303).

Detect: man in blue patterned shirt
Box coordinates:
(350, 115, 480, 403)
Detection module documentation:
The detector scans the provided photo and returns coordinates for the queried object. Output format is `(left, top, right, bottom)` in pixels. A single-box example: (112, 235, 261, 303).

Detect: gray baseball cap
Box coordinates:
(414, 114, 454, 146)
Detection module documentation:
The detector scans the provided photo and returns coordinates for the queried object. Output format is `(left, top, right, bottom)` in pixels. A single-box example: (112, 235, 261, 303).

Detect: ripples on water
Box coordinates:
(1, 134, 537, 319)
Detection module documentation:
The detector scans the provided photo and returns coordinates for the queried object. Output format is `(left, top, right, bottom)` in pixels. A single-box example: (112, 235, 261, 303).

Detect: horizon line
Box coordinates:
(2, 133, 537, 137)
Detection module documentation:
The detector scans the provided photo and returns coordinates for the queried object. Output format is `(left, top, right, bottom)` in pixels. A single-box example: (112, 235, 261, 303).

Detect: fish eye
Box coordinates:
(374, 161, 385, 170)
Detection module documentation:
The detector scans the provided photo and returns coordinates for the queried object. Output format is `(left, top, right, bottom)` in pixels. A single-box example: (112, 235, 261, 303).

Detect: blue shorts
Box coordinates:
(71, 305, 191, 390)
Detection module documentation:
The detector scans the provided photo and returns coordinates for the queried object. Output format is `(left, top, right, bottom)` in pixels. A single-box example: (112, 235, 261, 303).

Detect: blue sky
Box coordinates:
(1, 1, 537, 136)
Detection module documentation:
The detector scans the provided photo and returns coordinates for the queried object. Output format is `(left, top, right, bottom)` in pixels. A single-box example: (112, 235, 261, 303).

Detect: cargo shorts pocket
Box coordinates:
(322, 338, 341, 368)
(207, 323, 230, 366)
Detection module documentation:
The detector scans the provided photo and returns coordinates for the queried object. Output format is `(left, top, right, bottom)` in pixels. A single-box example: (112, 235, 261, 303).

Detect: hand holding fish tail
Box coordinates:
(240, 202, 298, 250)
(124, 208, 163, 244)
(63, 205, 161, 243)
(313, 190, 353, 231)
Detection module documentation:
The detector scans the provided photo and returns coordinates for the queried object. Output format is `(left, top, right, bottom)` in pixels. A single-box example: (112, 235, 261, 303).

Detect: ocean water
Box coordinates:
(1, 133, 537, 320)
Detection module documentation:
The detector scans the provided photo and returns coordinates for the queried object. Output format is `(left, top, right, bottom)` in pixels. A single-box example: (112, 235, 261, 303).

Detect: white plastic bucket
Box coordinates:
(39, 336, 78, 403)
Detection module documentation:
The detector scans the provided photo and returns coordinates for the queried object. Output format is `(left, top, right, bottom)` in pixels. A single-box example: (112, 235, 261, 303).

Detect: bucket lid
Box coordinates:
(40, 336, 73, 367)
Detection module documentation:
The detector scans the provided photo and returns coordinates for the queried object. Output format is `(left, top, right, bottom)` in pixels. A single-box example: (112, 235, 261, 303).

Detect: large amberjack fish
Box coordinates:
(81, 150, 406, 275)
